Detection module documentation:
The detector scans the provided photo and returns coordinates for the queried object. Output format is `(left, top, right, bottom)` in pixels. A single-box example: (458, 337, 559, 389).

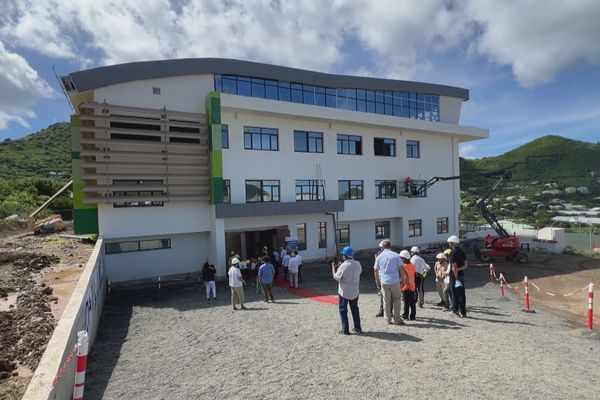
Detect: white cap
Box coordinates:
(447, 235, 460, 244)
(399, 250, 411, 259)
(436, 252, 447, 260)
(231, 257, 240, 265)
(410, 246, 420, 253)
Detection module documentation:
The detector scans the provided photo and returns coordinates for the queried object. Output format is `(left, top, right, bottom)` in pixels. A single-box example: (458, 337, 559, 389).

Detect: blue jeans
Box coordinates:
(339, 295, 361, 333)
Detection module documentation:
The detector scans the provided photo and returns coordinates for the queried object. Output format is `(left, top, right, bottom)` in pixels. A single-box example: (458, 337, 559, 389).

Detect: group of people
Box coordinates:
(331, 234, 468, 335)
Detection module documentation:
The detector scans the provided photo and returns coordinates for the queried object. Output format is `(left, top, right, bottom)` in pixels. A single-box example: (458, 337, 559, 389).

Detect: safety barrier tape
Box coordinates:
(493, 266, 591, 298)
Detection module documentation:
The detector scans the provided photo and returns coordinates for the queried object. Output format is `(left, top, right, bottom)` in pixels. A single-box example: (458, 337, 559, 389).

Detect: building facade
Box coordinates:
(62, 58, 488, 282)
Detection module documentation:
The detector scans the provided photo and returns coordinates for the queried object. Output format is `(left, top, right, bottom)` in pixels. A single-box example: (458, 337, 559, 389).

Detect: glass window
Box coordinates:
(221, 75, 237, 94)
(296, 180, 325, 201)
(214, 75, 222, 92)
(251, 78, 265, 98)
(105, 241, 139, 254)
(375, 221, 390, 240)
(297, 223, 307, 250)
(338, 180, 363, 200)
(278, 81, 291, 101)
(374, 137, 396, 156)
(291, 83, 303, 103)
(406, 140, 420, 158)
(337, 134, 362, 155)
(139, 239, 171, 251)
(375, 180, 397, 199)
(437, 217, 449, 234)
(303, 85, 315, 105)
(336, 223, 350, 245)
(294, 130, 323, 153)
(409, 219, 422, 237)
(411, 179, 427, 198)
(221, 124, 229, 149)
(245, 180, 280, 203)
(223, 179, 231, 204)
(237, 76, 251, 96)
(243, 126, 279, 151)
(112, 179, 164, 208)
(265, 80, 278, 99)
(318, 222, 327, 248)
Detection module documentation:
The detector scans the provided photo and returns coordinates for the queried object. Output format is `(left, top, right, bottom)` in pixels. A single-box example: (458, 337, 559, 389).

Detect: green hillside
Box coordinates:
(0, 123, 71, 219)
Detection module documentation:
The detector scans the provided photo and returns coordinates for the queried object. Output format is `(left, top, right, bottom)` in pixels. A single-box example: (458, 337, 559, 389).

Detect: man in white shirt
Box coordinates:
(374, 240, 403, 325)
(288, 252, 300, 288)
(228, 258, 246, 310)
(295, 251, 303, 283)
(332, 246, 362, 335)
(282, 251, 292, 283)
(410, 246, 431, 308)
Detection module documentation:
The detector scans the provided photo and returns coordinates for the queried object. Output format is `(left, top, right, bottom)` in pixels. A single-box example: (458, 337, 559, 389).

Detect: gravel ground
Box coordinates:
(86, 259, 600, 400)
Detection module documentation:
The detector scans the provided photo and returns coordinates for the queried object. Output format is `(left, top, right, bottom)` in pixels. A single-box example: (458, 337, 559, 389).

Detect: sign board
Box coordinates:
(285, 236, 298, 242)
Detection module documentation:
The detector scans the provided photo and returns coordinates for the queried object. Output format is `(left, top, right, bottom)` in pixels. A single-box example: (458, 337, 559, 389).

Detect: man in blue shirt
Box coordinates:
(374, 240, 403, 325)
(258, 256, 276, 302)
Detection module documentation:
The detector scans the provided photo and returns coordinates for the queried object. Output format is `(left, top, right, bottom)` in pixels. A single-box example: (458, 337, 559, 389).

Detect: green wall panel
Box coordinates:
(206, 92, 223, 204)
(73, 208, 98, 235)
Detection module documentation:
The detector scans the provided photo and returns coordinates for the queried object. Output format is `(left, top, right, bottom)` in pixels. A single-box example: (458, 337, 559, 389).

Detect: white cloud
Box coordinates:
(459, 143, 477, 158)
(0, 40, 55, 130)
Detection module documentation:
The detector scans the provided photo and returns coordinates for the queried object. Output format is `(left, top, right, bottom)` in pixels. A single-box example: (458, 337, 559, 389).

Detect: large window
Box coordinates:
(406, 140, 420, 158)
(106, 238, 171, 254)
(221, 124, 229, 149)
(297, 223, 307, 250)
(318, 222, 327, 248)
(375, 180, 397, 199)
(244, 126, 278, 151)
(223, 179, 231, 204)
(337, 134, 362, 155)
(336, 223, 350, 245)
(294, 130, 323, 153)
(112, 180, 164, 208)
(245, 180, 280, 203)
(215, 75, 440, 122)
(296, 180, 325, 201)
(375, 221, 390, 240)
(338, 180, 363, 200)
(437, 217, 449, 234)
(408, 219, 422, 237)
(374, 138, 396, 156)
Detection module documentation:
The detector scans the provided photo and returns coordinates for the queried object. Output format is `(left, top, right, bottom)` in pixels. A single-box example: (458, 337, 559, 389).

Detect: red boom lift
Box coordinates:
(475, 171, 528, 264)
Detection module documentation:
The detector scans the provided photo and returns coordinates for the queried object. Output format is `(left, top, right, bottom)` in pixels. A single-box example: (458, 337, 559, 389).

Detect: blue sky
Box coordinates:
(1, 0, 599, 158)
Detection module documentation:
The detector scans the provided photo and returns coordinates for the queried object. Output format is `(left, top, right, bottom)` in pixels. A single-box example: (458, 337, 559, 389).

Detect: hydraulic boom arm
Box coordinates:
(476, 171, 511, 238)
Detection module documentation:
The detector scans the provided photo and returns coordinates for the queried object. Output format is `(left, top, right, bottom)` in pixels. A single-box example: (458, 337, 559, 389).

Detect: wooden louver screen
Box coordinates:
(78, 102, 210, 205)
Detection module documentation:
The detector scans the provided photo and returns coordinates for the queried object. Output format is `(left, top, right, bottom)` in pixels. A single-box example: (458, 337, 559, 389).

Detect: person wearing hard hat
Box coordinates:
(228, 257, 247, 310)
(399, 250, 417, 320)
(332, 246, 362, 335)
(374, 240, 403, 325)
(447, 235, 468, 318)
(410, 246, 430, 308)
(434, 253, 448, 307)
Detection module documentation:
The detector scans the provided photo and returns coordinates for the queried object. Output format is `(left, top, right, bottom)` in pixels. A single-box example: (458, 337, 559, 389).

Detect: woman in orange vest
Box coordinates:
(399, 250, 417, 321)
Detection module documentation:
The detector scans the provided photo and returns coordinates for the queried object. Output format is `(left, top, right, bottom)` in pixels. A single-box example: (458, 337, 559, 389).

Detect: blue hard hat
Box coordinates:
(341, 246, 354, 257)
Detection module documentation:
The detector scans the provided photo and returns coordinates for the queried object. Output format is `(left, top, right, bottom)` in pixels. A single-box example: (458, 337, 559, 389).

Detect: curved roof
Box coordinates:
(64, 58, 469, 100)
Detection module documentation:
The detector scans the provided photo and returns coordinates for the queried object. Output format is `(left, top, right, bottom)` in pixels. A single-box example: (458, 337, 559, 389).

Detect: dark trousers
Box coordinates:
(261, 283, 274, 302)
(451, 278, 467, 315)
(402, 290, 416, 320)
(415, 274, 425, 306)
(298, 265, 302, 283)
(283, 267, 289, 282)
(339, 295, 361, 334)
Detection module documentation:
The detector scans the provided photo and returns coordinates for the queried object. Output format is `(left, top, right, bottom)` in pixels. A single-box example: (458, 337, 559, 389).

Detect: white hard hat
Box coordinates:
(231, 257, 240, 265)
(399, 250, 411, 259)
(447, 235, 460, 244)
(410, 246, 420, 253)
(436, 253, 447, 260)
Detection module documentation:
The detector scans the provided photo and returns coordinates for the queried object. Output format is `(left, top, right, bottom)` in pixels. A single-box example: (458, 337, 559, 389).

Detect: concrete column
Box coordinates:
(240, 232, 247, 260)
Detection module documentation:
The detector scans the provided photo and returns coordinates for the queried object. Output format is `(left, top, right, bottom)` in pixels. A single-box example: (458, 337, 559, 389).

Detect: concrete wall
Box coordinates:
(104, 232, 209, 282)
(23, 239, 106, 400)
(439, 96, 463, 124)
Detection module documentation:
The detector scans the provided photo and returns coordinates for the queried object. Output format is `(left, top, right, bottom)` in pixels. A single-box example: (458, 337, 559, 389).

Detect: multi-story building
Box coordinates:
(61, 58, 488, 282)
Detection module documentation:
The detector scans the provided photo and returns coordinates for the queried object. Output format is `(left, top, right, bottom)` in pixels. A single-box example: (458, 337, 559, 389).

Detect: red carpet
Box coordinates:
(275, 276, 338, 305)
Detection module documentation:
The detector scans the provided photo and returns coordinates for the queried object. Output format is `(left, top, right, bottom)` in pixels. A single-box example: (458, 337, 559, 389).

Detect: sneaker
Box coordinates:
(375, 311, 384, 318)
(241, 305, 247, 310)
(436, 301, 446, 307)
(459, 313, 467, 318)
(352, 328, 362, 334)
(401, 315, 409, 320)
(394, 320, 405, 325)
(418, 304, 423, 308)
(233, 306, 238, 310)
(443, 308, 451, 312)
(338, 330, 350, 335)
(409, 316, 416, 321)
(452, 311, 460, 316)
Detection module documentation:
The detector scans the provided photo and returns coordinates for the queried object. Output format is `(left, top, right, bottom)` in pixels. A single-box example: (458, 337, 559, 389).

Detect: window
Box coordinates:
(296, 180, 325, 201)
(337, 134, 362, 155)
(338, 180, 363, 200)
(375, 180, 397, 199)
(112, 180, 164, 208)
(105, 238, 171, 254)
(223, 179, 231, 204)
(221, 124, 229, 149)
(408, 219, 422, 237)
(152, 87, 161, 95)
(243, 126, 278, 151)
(406, 140, 420, 158)
(375, 221, 390, 240)
(245, 180, 280, 203)
(294, 130, 323, 153)
(336, 223, 350, 245)
(437, 217, 449, 234)
(374, 138, 396, 156)
(411, 179, 427, 198)
(318, 222, 327, 248)
(297, 223, 307, 250)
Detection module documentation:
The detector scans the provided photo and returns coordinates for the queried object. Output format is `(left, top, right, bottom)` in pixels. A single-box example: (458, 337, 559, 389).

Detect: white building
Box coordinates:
(62, 58, 488, 282)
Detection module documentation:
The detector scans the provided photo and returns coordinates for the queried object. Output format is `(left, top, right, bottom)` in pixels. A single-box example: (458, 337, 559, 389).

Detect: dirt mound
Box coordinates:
(13, 254, 60, 271)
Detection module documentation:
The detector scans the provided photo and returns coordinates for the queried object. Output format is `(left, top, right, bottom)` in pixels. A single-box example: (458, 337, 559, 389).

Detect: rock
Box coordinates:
(42, 287, 53, 295)
(11, 371, 18, 377)
(0, 371, 10, 379)
(40, 283, 46, 287)
(48, 295, 58, 301)
(0, 359, 13, 372)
